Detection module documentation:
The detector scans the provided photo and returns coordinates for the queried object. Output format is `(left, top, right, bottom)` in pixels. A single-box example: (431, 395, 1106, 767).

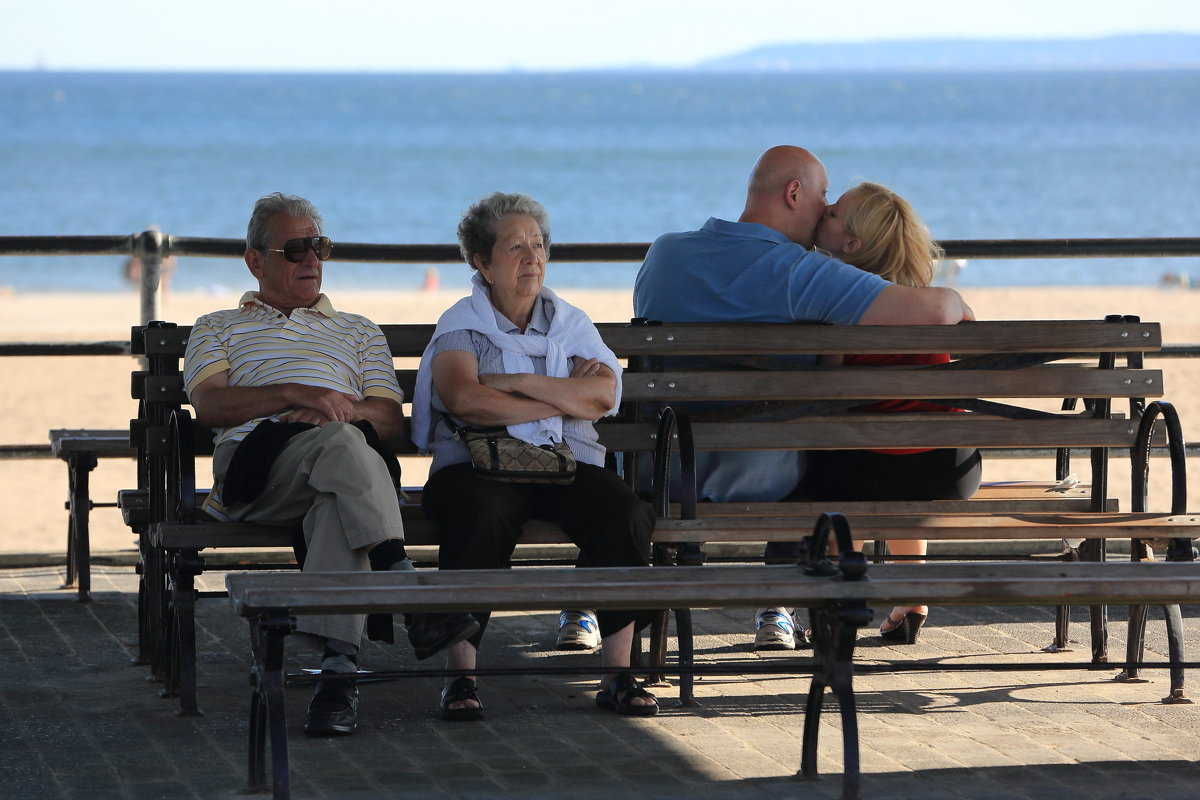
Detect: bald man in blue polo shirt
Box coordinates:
(634, 146, 972, 650)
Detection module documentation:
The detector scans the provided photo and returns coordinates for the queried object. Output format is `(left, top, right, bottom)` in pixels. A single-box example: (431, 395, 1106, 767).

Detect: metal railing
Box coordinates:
(2, 233, 1200, 462)
(3, 232, 1200, 325)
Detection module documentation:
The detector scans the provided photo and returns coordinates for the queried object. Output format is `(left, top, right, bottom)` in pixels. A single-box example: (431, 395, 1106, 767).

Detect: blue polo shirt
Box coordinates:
(633, 217, 889, 501)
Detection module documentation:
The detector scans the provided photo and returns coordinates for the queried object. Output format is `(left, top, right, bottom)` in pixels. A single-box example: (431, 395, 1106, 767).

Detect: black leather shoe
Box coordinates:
(405, 613, 480, 661)
(303, 673, 358, 737)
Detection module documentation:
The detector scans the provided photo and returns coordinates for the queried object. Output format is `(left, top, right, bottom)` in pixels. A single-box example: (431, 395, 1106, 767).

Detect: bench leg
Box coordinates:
(1118, 604, 1151, 683)
(144, 532, 170, 682)
(673, 608, 696, 706)
(163, 551, 204, 715)
(247, 611, 293, 799)
(645, 543, 697, 696)
(1079, 539, 1109, 663)
(644, 610, 669, 684)
(1051, 605, 1073, 652)
(1117, 603, 1191, 704)
(248, 680, 269, 792)
(63, 453, 98, 602)
(1047, 546, 1076, 653)
(799, 605, 865, 800)
(133, 530, 152, 666)
(1161, 604, 1191, 704)
(1088, 602, 1109, 664)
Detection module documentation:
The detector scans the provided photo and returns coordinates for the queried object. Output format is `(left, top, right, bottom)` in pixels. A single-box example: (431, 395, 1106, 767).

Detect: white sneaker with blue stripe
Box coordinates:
(556, 610, 601, 650)
(754, 607, 798, 651)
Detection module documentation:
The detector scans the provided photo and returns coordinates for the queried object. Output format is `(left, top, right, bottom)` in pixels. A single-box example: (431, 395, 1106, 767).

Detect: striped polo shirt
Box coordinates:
(183, 292, 404, 451)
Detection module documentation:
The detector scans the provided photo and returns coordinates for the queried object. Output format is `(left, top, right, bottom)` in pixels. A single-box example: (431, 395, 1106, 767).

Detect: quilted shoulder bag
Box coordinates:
(444, 414, 576, 484)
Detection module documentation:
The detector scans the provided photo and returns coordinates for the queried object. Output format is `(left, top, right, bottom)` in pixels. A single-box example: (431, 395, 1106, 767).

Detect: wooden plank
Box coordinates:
(140, 326, 190, 356)
(153, 517, 560, 550)
(48, 429, 135, 457)
(133, 320, 1164, 360)
(972, 482, 1094, 499)
(676, 496, 1112, 515)
(382, 324, 438, 356)
(226, 561, 1200, 616)
(621, 369, 1164, 402)
(597, 418, 1155, 452)
(648, 512, 1200, 542)
(600, 321, 1161, 356)
(160, 494, 1155, 554)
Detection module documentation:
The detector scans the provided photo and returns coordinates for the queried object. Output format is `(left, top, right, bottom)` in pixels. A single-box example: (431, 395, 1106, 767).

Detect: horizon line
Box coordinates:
(8, 31, 1199, 75)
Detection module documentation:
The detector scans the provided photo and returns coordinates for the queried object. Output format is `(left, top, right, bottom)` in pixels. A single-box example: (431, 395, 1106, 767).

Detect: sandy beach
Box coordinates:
(2, 284, 1198, 555)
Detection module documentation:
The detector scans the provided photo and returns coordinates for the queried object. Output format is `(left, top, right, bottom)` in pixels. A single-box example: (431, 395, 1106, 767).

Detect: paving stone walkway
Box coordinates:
(1, 565, 1197, 799)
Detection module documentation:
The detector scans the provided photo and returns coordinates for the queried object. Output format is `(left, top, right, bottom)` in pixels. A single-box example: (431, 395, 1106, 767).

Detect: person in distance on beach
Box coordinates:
(804, 180, 983, 643)
(183, 192, 478, 737)
(410, 192, 658, 720)
(633, 145, 974, 652)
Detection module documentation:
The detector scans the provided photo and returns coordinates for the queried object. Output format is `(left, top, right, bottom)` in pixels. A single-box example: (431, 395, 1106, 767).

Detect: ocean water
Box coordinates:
(0, 70, 1197, 293)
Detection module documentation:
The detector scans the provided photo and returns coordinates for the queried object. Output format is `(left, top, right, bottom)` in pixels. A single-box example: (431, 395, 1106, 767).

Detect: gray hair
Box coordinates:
(246, 193, 323, 250)
(456, 192, 551, 269)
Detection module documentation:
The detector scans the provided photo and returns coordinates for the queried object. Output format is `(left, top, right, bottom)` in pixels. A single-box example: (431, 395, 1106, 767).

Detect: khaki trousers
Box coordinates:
(213, 422, 405, 645)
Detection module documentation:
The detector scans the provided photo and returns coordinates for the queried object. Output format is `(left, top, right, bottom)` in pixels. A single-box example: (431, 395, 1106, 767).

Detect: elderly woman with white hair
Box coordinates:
(410, 192, 657, 720)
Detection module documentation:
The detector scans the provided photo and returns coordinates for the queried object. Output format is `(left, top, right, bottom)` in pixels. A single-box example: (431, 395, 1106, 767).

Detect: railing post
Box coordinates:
(136, 228, 167, 326)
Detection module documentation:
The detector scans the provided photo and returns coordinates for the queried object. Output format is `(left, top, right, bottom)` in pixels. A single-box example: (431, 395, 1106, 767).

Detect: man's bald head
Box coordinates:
(740, 146, 829, 248)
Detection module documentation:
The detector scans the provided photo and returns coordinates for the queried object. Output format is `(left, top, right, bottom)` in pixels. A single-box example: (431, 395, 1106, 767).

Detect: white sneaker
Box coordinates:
(556, 610, 601, 650)
(754, 607, 798, 651)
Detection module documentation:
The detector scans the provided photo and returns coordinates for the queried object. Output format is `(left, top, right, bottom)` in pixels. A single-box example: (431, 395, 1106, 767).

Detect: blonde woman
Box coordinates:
(809, 181, 982, 644)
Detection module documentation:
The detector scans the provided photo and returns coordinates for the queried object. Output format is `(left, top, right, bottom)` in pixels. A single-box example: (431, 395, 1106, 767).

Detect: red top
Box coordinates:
(842, 352, 959, 454)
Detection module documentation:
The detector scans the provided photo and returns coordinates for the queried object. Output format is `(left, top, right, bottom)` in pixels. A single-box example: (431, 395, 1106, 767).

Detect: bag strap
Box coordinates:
(441, 411, 506, 439)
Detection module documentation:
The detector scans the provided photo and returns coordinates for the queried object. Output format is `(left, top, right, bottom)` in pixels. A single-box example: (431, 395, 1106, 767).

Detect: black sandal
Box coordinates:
(880, 610, 928, 645)
(439, 677, 484, 721)
(596, 673, 659, 717)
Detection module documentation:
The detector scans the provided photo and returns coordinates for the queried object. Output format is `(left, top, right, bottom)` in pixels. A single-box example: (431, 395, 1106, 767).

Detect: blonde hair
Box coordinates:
(839, 182, 942, 288)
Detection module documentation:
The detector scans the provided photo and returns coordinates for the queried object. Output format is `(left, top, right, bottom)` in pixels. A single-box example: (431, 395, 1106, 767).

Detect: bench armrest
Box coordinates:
(1131, 400, 1193, 562)
(166, 408, 200, 525)
(651, 406, 697, 521)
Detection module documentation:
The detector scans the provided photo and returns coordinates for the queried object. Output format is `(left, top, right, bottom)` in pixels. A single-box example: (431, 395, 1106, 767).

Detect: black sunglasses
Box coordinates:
(264, 236, 333, 263)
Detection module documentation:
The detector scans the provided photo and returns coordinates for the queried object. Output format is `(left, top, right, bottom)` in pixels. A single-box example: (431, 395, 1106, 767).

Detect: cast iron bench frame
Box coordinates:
(226, 513, 1200, 800)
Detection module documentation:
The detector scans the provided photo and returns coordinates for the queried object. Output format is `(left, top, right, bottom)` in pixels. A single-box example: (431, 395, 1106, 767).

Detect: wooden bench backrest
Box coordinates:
(132, 319, 1164, 454)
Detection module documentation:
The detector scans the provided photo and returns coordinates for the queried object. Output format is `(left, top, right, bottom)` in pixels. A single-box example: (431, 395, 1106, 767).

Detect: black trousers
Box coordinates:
(422, 462, 656, 648)
(764, 447, 983, 562)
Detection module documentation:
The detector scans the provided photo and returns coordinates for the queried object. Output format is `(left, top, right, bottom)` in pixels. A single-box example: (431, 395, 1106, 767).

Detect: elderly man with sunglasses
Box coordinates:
(182, 192, 478, 737)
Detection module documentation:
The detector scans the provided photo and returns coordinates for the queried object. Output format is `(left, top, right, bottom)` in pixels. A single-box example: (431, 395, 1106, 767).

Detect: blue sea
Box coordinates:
(0, 70, 1197, 292)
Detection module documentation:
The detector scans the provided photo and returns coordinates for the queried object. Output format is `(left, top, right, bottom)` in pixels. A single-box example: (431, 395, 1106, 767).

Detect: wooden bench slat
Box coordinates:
(597, 320, 1162, 355)
(159, 508, 1187, 552)
(49, 429, 135, 457)
(226, 562, 1200, 616)
(676, 498, 1110, 515)
(647, 512, 1200, 542)
(142, 320, 1163, 359)
(623, 369, 1164, 402)
(597, 418, 1156, 452)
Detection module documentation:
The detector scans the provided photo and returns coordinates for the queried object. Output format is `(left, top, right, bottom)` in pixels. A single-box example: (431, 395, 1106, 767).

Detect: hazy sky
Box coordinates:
(5, 0, 1199, 72)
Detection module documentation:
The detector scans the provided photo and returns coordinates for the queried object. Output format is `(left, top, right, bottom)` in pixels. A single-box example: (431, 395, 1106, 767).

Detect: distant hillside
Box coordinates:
(700, 33, 1200, 71)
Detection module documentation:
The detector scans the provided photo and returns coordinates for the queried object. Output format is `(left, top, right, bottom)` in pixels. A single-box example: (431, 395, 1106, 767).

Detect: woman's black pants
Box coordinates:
(422, 462, 656, 648)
